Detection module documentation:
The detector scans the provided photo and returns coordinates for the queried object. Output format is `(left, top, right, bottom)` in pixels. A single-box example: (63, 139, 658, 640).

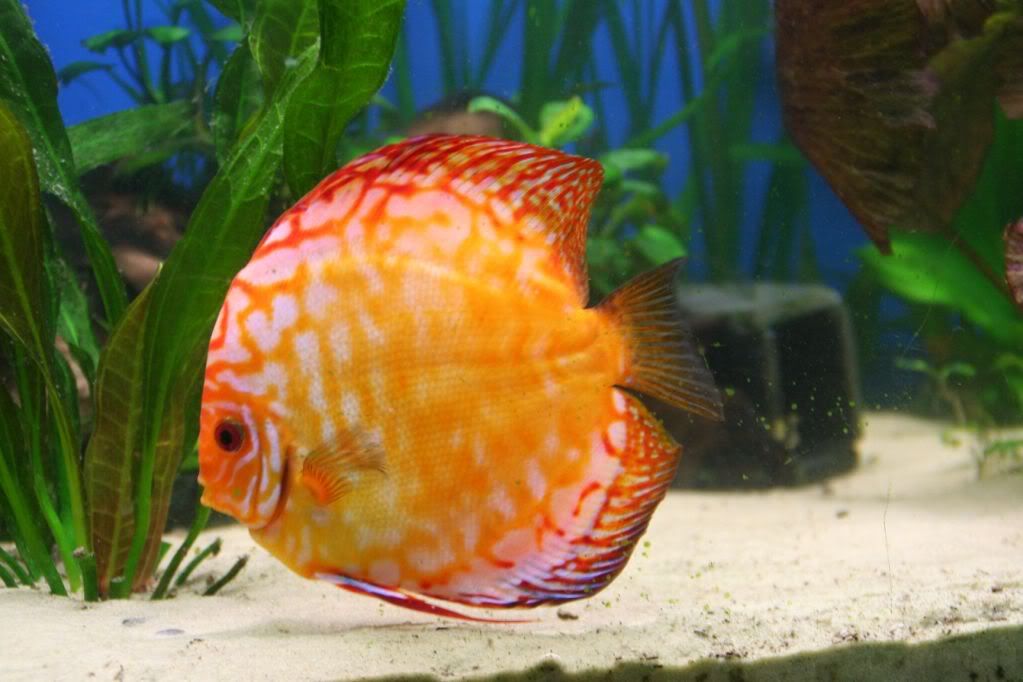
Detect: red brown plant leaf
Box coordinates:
(775, 0, 1023, 252)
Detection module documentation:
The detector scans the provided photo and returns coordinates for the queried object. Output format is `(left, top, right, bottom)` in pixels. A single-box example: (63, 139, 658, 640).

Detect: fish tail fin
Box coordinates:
(597, 258, 723, 421)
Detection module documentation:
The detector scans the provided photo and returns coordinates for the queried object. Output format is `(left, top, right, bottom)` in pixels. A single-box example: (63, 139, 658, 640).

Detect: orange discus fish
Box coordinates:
(197, 134, 722, 621)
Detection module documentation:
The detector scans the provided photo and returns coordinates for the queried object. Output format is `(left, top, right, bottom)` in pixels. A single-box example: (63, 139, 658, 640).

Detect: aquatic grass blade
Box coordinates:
(0, 371, 64, 593)
(151, 502, 211, 599)
(282, 0, 406, 196)
(0, 0, 127, 325)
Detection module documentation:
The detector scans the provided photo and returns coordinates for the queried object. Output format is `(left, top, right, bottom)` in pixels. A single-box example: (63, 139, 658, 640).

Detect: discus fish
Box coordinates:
(197, 135, 722, 621)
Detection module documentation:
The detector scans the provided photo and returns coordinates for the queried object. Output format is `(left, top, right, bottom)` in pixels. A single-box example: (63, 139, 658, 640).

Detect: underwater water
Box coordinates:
(1, 1, 1021, 680)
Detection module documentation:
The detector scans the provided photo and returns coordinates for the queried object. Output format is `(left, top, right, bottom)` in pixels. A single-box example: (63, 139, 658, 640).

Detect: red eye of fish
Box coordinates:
(214, 419, 246, 453)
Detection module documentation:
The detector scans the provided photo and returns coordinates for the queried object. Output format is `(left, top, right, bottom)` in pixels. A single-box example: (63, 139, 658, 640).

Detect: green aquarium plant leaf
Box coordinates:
(212, 42, 264, 164)
(83, 28, 141, 53)
(145, 26, 192, 45)
(860, 230, 1023, 346)
(56, 61, 114, 86)
(84, 288, 149, 595)
(0, 380, 65, 594)
(600, 148, 668, 182)
(111, 42, 320, 597)
(538, 96, 594, 148)
(207, 0, 257, 25)
(68, 100, 195, 174)
(0, 0, 127, 325)
(210, 23, 245, 43)
(283, 0, 406, 196)
(0, 101, 87, 593)
(250, 0, 319, 98)
(633, 225, 687, 265)
(467, 96, 538, 143)
(52, 255, 101, 385)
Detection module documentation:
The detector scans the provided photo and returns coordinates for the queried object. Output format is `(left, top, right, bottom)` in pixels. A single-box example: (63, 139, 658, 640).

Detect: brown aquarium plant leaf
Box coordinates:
(776, 0, 1023, 251)
(1005, 218, 1023, 310)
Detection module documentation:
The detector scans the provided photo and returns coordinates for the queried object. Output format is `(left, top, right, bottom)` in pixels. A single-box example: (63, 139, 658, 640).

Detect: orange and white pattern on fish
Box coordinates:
(197, 135, 721, 617)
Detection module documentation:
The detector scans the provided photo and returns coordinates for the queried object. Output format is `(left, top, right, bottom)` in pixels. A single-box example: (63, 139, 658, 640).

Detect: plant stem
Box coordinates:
(203, 555, 248, 596)
(0, 562, 15, 587)
(0, 545, 32, 585)
(151, 503, 211, 600)
(175, 537, 221, 588)
(74, 548, 99, 602)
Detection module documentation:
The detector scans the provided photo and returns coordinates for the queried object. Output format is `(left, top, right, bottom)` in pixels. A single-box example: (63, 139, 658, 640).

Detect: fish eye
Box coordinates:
(214, 419, 246, 453)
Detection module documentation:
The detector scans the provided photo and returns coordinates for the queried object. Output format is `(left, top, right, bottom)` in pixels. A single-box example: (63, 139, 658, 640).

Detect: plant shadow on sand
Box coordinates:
(349, 624, 1022, 682)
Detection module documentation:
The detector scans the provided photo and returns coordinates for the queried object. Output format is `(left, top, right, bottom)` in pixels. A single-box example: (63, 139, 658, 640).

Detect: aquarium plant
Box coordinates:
(0, 0, 404, 599)
(776, 0, 1023, 430)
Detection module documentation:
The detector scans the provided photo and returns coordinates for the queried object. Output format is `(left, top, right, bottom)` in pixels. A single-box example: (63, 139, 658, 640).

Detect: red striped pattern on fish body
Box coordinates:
(197, 135, 721, 618)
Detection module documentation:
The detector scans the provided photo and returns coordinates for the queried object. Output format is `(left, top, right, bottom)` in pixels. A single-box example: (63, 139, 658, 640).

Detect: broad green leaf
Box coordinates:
(0, 103, 47, 362)
(0, 0, 127, 324)
(467, 96, 537, 142)
(860, 230, 1023, 346)
(600, 148, 668, 177)
(283, 0, 406, 196)
(212, 42, 264, 164)
(84, 288, 148, 594)
(52, 255, 100, 385)
(206, 0, 256, 25)
(83, 29, 141, 53)
(135, 348, 204, 590)
(145, 26, 192, 45)
(250, 0, 319, 97)
(587, 236, 632, 298)
(619, 179, 662, 198)
(211, 24, 244, 42)
(56, 61, 113, 86)
(112, 43, 319, 595)
(68, 100, 194, 174)
(538, 96, 594, 147)
(633, 224, 687, 264)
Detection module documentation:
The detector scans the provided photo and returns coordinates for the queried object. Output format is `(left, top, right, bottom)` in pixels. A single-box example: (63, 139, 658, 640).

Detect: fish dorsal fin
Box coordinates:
(300, 430, 387, 506)
(348, 134, 604, 300)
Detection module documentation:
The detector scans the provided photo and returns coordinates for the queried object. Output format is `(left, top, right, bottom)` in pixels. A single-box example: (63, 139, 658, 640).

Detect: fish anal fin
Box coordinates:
(598, 258, 723, 421)
(470, 392, 683, 607)
(314, 572, 528, 624)
(300, 430, 386, 506)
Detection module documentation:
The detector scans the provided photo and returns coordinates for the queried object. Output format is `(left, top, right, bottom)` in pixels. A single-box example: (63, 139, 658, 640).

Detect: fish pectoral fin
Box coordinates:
(300, 430, 387, 506)
(314, 572, 529, 624)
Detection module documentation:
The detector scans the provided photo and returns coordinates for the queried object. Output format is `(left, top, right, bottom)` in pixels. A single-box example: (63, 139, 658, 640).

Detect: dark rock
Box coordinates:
(662, 282, 860, 489)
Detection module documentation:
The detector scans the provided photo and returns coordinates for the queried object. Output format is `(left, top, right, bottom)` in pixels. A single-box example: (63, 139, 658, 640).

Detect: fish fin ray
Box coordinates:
(314, 572, 528, 623)
(463, 393, 683, 607)
(300, 430, 386, 506)
(597, 258, 723, 421)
